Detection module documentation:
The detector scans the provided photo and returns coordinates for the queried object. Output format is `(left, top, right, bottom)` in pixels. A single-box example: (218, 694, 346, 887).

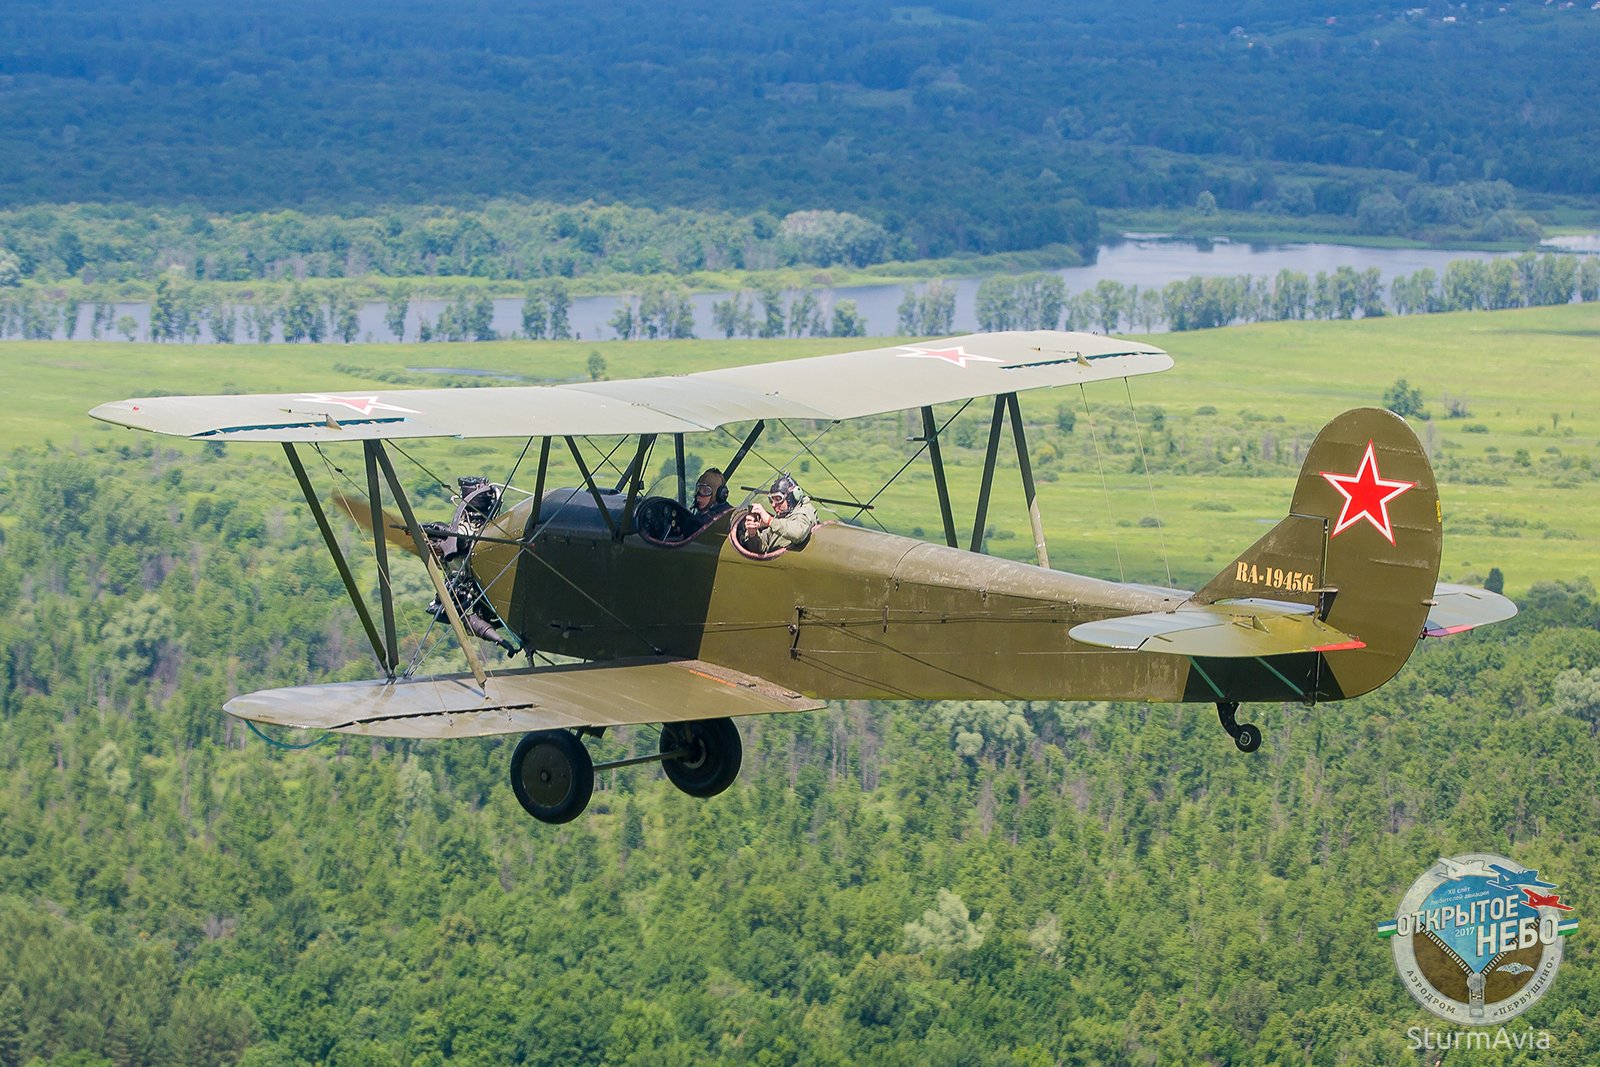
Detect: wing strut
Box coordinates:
(564, 436, 617, 538)
(528, 436, 552, 531)
(362, 442, 401, 675)
(920, 406, 959, 548)
(971, 396, 1007, 553)
(721, 420, 766, 484)
(965, 393, 1049, 566)
(1007, 392, 1049, 569)
(371, 442, 490, 689)
(617, 434, 656, 542)
(283, 443, 394, 679)
(674, 433, 687, 507)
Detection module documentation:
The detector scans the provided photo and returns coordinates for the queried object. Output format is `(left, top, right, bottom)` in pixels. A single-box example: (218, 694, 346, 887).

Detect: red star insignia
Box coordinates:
(296, 394, 420, 417)
(1319, 439, 1415, 544)
(895, 345, 1003, 368)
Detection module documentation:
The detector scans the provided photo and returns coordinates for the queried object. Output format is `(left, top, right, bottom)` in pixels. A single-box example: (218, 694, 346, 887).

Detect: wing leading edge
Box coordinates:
(89, 330, 1171, 442)
(224, 657, 825, 739)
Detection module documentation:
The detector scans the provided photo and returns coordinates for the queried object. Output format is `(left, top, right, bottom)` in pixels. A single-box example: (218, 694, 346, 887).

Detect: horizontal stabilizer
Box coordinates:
(225, 657, 825, 739)
(1069, 599, 1365, 658)
(1424, 583, 1518, 637)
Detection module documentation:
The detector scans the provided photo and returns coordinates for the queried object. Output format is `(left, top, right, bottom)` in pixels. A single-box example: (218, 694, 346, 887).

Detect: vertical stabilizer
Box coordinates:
(1197, 408, 1441, 699)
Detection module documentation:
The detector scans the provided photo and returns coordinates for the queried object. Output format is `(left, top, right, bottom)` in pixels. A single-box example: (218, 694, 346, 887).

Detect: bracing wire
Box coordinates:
(776, 419, 892, 533)
(581, 434, 632, 479)
(493, 436, 537, 518)
(715, 419, 896, 534)
(1124, 378, 1173, 588)
(852, 398, 974, 516)
(389, 441, 453, 493)
(1080, 384, 1124, 583)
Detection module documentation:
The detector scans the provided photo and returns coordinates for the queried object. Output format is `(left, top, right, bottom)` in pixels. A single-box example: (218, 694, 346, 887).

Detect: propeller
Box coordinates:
(333, 491, 424, 557)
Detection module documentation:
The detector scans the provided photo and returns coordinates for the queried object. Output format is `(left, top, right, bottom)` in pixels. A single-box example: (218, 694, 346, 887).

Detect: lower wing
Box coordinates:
(226, 657, 824, 739)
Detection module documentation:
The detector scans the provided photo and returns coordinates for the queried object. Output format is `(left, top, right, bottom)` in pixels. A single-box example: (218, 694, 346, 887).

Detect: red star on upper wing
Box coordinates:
(297, 394, 420, 417)
(894, 345, 1003, 368)
(1319, 439, 1415, 544)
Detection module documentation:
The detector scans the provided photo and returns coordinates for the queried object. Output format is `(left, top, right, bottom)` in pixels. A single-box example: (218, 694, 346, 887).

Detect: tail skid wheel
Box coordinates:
(1216, 701, 1263, 754)
(661, 717, 742, 798)
(510, 730, 595, 824)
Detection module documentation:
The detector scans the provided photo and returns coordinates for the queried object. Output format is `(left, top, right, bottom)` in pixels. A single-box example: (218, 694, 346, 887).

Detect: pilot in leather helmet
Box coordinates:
(692, 467, 731, 518)
(742, 473, 818, 553)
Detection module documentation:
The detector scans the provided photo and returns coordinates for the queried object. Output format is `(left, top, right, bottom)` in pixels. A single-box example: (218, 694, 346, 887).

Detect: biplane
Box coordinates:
(91, 331, 1516, 823)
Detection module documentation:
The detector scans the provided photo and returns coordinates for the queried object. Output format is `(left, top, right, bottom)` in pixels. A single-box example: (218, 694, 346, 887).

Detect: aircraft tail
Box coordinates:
(1195, 407, 1441, 700)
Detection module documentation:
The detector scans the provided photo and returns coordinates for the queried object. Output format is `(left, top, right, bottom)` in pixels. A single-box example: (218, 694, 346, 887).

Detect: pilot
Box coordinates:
(741, 474, 818, 554)
(691, 467, 732, 519)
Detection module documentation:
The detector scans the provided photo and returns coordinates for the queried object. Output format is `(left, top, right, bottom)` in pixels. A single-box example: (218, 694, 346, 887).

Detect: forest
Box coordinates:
(2, 1, 1599, 261)
(1, 307, 1597, 1064)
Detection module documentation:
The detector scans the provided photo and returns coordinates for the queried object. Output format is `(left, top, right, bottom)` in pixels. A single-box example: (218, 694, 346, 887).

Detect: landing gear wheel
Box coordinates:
(660, 717, 742, 798)
(510, 730, 594, 823)
(1216, 701, 1263, 754)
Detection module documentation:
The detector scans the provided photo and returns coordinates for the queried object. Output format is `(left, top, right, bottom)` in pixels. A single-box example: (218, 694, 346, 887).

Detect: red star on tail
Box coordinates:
(1319, 439, 1415, 544)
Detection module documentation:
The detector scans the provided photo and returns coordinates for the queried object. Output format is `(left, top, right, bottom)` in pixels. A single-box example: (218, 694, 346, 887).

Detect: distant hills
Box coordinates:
(1, 0, 1598, 255)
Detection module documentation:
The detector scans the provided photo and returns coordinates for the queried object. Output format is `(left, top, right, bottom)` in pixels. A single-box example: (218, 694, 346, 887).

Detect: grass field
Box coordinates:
(5, 303, 1595, 596)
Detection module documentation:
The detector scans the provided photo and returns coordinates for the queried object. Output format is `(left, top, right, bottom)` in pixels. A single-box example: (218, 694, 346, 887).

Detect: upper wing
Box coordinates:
(224, 657, 825, 739)
(1068, 599, 1366, 658)
(89, 330, 1171, 442)
(1424, 582, 1518, 637)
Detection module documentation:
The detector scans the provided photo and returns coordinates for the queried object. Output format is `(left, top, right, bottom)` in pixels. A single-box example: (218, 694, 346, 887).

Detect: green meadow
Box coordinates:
(8, 302, 1595, 597)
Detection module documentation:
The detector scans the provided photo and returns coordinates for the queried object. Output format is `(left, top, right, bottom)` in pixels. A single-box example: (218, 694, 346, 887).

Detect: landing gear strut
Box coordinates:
(508, 718, 746, 823)
(1217, 701, 1262, 754)
(510, 730, 595, 823)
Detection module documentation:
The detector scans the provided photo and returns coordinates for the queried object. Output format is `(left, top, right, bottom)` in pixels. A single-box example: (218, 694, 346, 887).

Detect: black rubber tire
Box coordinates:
(660, 717, 742, 798)
(1234, 723, 1262, 754)
(510, 730, 594, 823)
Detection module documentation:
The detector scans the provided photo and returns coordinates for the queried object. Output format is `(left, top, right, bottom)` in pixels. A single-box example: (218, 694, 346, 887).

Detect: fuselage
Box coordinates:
(473, 490, 1216, 702)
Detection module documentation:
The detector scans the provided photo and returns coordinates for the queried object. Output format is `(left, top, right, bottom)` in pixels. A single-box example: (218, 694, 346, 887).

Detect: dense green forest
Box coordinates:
(2, 1, 1598, 259)
(1, 439, 1597, 1066)
(3, 312, 1599, 1064)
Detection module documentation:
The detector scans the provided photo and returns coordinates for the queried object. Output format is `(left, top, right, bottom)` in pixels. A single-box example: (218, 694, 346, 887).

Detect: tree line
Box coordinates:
(969, 252, 1600, 335)
(0, 202, 920, 287)
(9, 252, 1596, 344)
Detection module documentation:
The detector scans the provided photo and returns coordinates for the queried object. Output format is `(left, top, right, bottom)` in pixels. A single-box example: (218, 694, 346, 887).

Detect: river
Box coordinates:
(55, 237, 1560, 343)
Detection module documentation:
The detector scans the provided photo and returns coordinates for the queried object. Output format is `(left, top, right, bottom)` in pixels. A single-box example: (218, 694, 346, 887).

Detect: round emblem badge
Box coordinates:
(1380, 853, 1577, 1025)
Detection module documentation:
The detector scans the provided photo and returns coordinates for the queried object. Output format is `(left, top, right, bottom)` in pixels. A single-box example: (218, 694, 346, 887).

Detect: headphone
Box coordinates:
(697, 468, 729, 505)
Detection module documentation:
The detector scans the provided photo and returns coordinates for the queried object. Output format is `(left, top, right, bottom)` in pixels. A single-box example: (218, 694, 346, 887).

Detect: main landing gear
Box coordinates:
(1216, 701, 1262, 754)
(508, 717, 744, 824)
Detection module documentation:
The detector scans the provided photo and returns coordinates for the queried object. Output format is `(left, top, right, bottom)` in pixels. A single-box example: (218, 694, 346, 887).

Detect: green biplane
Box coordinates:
(91, 331, 1515, 823)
